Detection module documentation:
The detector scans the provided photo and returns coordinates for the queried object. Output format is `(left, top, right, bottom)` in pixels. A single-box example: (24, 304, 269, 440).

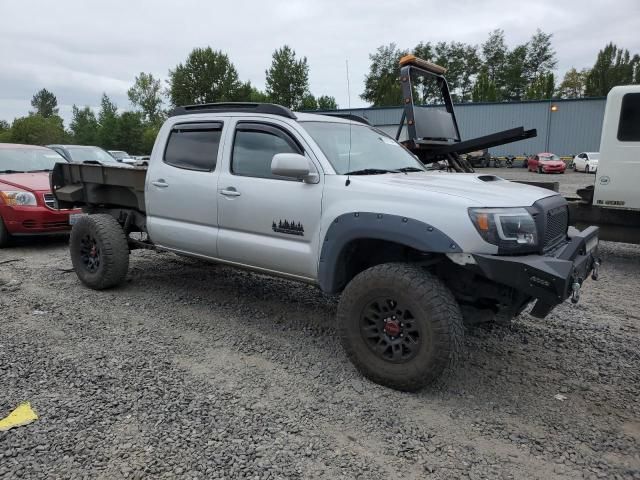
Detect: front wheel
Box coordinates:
(337, 264, 463, 391)
(0, 217, 10, 248)
(70, 214, 130, 289)
(538, 166, 543, 174)
(585, 164, 590, 174)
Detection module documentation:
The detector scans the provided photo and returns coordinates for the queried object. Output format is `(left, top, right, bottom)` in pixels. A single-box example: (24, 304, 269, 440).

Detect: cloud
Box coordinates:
(0, 0, 638, 124)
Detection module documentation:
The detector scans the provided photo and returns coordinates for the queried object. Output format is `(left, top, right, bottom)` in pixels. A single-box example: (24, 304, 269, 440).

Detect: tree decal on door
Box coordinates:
(272, 219, 305, 236)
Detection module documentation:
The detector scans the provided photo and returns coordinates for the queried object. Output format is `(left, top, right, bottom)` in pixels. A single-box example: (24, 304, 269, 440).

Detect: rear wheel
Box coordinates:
(70, 214, 129, 289)
(0, 217, 10, 248)
(337, 263, 463, 391)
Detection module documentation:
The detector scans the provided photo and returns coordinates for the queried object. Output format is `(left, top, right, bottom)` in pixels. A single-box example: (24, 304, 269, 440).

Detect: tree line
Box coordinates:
(0, 45, 337, 154)
(362, 31, 639, 106)
(0, 34, 638, 153)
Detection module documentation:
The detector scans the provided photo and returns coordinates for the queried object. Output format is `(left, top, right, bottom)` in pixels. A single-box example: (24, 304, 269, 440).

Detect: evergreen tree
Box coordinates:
(30, 88, 59, 118)
(585, 43, 640, 96)
(70, 105, 99, 145)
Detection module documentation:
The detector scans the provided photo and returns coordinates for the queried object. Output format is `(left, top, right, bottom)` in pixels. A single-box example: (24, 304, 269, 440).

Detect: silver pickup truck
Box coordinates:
(52, 102, 600, 391)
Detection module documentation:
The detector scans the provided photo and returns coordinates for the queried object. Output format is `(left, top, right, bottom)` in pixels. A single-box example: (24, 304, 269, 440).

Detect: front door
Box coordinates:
(145, 121, 224, 257)
(217, 119, 323, 279)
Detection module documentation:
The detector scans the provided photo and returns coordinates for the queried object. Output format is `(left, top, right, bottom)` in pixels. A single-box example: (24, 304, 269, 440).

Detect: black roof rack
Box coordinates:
(317, 112, 372, 126)
(169, 102, 297, 119)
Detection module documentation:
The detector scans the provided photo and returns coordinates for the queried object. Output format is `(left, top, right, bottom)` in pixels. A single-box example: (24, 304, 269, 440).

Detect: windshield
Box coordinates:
(588, 153, 600, 160)
(67, 146, 118, 163)
(0, 147, 65, 173)
(540, 154, 561, 161)
(109, 151, 129, 160)
(302, 121, 425, 174)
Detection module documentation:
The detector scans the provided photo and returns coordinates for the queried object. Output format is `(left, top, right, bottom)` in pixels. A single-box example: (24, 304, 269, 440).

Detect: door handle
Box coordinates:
(220, 188, 241, 197)
(152, 179, 169, 188)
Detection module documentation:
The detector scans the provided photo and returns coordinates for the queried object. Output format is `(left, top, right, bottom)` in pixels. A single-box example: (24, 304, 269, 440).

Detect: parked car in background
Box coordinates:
(47, 145, 123, 165)
(0, 143, 80, 247)
(108, 150, 137, 164)
(466, 149, 491, 168)
(573, 152, 599, 173)
(527, 153, 566, 174)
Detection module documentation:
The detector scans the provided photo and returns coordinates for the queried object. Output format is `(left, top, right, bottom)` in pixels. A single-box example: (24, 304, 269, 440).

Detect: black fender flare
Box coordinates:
(318, 212, 462, 293)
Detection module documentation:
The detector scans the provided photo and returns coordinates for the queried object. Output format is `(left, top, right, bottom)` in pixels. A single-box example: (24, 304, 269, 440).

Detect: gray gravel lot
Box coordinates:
(1, 192, 639, 479)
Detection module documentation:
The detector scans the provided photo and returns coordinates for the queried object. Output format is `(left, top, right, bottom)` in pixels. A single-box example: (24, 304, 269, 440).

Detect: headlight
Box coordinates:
(0, 190, 38, 206)
(469, 207, 538, 251)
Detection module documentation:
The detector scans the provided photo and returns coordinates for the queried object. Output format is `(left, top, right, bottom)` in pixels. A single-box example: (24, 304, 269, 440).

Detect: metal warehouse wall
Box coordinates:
(317, 98, 606, 157)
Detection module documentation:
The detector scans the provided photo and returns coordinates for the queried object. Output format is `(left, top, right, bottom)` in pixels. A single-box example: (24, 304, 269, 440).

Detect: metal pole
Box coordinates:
(545, 100, 552, 152)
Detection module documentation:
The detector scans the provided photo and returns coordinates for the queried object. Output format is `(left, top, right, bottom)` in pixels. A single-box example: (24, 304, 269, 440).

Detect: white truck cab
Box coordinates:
(594, 86, 640, 210)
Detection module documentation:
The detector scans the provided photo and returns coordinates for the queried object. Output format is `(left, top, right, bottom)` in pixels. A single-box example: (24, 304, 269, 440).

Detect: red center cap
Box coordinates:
(384, 320, 401, 337)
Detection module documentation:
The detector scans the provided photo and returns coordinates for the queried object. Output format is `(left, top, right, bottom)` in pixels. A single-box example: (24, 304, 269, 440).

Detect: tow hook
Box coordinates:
(571, 279, 582, 304)
(592, 258, 601, 281)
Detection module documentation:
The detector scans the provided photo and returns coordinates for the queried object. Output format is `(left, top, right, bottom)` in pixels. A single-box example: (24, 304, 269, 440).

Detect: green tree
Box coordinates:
(472, 71, 498, 102)
(317, 95, 338, 110)
(234, 81, 270, 103)
(114, 112, 144, 154)
(300, 94, 318, 110)
(9, 115, 66, 145)
(501, 44, 529, 100)
(557, 68, 589, 98)
(141, 124, 161, 154)
(481, 30, 508, 92)
(585, 43, 640, 96)
(524, 72, 555, 100)
(128, 72, 164, 123)
(265, 45, 310, 110)
(97, 94, 119, 149)
(524, 29, 557, 83)
(361, 43, 408, 106)
(70, 105, 99, 145)
(0, 119, 12, 142)
(433, 42, 480, 102)
(30, 88, 59, 118)
(168, 47, 244, 106)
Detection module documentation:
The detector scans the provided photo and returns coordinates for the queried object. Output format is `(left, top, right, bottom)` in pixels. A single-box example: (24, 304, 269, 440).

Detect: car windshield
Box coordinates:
(110, 151, 129, 160)
(302, 121, 425, 174)
(0, 147, 65, 173)
(540, 154, 561, 161)
(589, 153, 600, 160)
(67, 146, 118, 163)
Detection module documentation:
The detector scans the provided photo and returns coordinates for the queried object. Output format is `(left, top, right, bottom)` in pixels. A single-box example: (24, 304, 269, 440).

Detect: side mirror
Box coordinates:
(271, 153, 318, 183)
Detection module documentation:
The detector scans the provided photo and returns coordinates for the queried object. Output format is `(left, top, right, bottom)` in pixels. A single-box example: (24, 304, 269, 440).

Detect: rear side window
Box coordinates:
(618, 93, 640, 142)
(231, 123, 302, 179)
(164, 122, 222, 171)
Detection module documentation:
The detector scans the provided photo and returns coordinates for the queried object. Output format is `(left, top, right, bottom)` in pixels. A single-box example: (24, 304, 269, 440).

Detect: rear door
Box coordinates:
(216, 118, 323, 279)
(146, 121, 225, 257)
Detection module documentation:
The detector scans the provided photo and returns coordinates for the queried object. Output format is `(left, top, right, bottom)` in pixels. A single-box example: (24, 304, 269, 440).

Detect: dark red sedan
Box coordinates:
(0, 143, 80, 247)
(527, 152, 566, 174)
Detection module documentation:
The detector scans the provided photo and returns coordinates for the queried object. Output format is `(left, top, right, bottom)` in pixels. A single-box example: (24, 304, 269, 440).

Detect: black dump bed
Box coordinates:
(51, 162, 147, 212)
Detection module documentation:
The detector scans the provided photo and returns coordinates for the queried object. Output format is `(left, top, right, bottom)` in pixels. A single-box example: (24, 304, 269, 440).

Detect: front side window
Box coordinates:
(302, 121, 424, 174)
(232, 124, 301, 179)
(618, 93, 640, 141)
(164, 123, 222, 172)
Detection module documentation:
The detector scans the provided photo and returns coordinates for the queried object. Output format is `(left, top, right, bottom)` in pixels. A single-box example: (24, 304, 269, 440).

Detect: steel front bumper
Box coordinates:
(472, 226, 599, 318)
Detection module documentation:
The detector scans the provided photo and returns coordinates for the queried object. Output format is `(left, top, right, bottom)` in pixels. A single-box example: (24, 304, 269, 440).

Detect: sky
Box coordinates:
(1, 0, 639, 124)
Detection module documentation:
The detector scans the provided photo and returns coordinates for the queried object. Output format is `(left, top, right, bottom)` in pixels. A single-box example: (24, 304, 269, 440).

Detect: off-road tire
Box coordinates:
(70, 214, 129, 289)
(0, 217, 10, 248)
(337, 263, 464, 392)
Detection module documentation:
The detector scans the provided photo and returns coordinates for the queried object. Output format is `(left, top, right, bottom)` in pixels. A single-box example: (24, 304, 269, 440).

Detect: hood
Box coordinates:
(351, 171, 558, 206)
(0, 172, 52, 192)
(540, 159, 565, 167)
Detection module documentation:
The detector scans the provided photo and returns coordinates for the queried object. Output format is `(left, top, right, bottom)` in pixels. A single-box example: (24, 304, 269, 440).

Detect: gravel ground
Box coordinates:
(478, 167, 594, 198)
(1, 235, 639, 479)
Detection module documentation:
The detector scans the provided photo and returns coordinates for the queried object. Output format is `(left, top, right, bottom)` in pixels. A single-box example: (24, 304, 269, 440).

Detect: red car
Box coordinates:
(527, 152, 566, 174)
(0, 143, 80, 247)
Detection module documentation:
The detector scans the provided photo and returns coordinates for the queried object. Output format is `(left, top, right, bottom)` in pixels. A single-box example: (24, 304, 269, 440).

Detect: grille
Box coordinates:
(543, 206, 569, 249)
(43, 193, 56, 209)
